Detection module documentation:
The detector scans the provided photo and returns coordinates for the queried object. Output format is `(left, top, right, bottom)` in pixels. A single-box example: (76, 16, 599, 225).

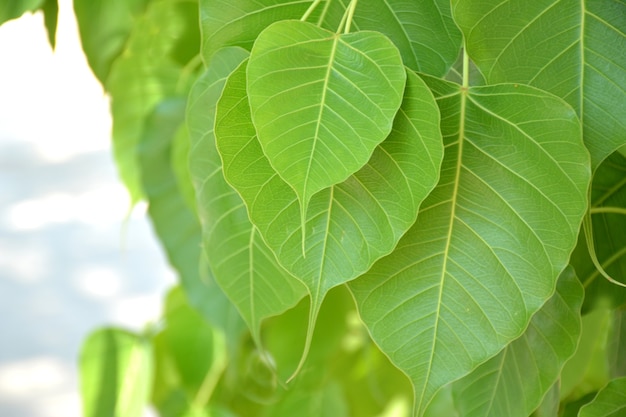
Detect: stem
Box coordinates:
(191, 331, 228, 410)
(316, 0, 333, 26)
(590, 206, 626, 216)
(344, 0, 358, 33)
(462, 47, 470, 89)
(176, 53, 203, 93)
(301, 0, 323, 22)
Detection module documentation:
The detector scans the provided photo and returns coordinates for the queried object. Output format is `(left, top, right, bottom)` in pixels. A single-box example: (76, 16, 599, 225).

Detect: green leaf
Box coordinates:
(73, 0, 150, 83)
(532, 383, 560, 417)
(571, 151, 626, 311)
(171, 124, 198, 215)
(607, 309, 626, 378)
(0, 0, 43, 25)
(217, 63, 442, 373)
(578, 377, 626, 417)
(41, 0, 57, 49)
(79, 328, 153, 417)
(246, 20, 407, 218)
(452, 0, 626, 169)
(348, 76, 591, 415)
(451, 267, 584, 417)
(108, 0, 197, 203)
(199, 0, 316, 64)
(322, 0, 462, 76)
(187, 47, 306, 345)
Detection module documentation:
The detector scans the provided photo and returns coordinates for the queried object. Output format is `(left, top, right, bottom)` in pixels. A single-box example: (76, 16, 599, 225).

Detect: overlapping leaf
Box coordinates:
(187, 47, 306, 344)
(571, 151, 626, 311)
(452, 267, 583, 417)
(452, 0, 626, 169)
(578, 377, 626, 417)
(322, 0, 462, 76)
(247, 20, 406, 219)
(348, 76, 590, 415)
(216, 63, 442, 366)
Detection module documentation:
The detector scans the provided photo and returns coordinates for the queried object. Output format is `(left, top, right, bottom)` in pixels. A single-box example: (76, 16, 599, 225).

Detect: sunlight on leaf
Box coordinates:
(349, 76, 590, 416)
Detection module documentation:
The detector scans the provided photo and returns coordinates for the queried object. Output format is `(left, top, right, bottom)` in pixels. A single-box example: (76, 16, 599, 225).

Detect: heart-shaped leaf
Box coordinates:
(247, 20, 406, 220)
(348, 76, 591, 415)
(187, 47, 306, 345)
(451, 0, 626, 169)
(216, 62, 442, 375)
(452, 266, 583, 417)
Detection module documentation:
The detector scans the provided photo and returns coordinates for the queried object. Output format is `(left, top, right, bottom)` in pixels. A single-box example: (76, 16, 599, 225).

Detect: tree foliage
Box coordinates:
(8, 0, 626, 415)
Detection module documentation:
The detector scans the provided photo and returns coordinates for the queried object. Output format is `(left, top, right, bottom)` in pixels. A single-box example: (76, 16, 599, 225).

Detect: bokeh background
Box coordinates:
(0, 1, 175, 415)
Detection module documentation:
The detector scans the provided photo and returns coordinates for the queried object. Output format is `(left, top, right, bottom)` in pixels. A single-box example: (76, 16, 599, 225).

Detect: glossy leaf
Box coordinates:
(107, 0, 197, 203)
(349, 76, 590, 415)
(73, 0, 150, 83)
(452, 0, 626, 169)
(571, 151, 626, 311)
(217, 62, 442, 367)
(79, 328, 153, 417)
(452, 267, 583, 417)
(187, 47, 306, 344)
(578, 377, 626, 417)
(247, 20, 406, 216)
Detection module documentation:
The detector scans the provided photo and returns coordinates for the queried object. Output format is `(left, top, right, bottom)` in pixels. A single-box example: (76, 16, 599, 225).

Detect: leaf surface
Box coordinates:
(452, 0, 626, 169)
(187, 47, 306, 344)
(0, 0, 43, 25)
(348, 77, 591, 415)
(578, 377, 626, 417)
(246, 20, 406, 216)
(79, 328, 153, 417)
(452, 267, 583, 417)
(216, 63, 442, 367)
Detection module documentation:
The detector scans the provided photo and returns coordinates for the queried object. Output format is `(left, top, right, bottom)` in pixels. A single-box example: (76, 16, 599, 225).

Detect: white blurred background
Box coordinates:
(0, 0, 176, 415)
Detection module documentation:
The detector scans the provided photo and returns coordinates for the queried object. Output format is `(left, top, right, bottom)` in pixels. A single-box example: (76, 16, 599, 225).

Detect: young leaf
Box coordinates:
(451, 267, 584, 417)
(187, 47, 306, 345)
(452, 0, 626, 169)
(216, 63, 443, 374)
(246, 20, 406, 220)
(348, 76, 591, 416)
(578, 377, 626, 417)
(79, 328, 153, 417)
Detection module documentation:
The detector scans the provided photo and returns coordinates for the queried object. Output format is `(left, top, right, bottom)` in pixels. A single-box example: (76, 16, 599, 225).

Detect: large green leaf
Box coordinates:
(216, 62, 442, 371)
(578, 377, 626, 417)
(452, 267, 583, 417)
(322, 0, 462, 76)
(79, 328, 153, 417)
(73, 0, 149, 83)
(187, 47, 306, 345)
(452, 0, 626, 169)
(348, 76, 590, 415)
(246, 20, 406, 219)
(108, 0, 198, 203)
(571, 151, 626, 311)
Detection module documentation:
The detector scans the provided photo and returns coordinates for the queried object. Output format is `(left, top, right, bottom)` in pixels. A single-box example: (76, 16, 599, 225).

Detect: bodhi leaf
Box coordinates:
(79, 328, 153, 417)
(246, 20, 406, 223)
(451, 0, 626, 169)
(322, 0, 462, 76)
(348, 74, 591, 416)
(216, 62, 442, 375)
(578, 377, 626, 417)
(451, 266, 583, 417)
(187, 47, 306, 345)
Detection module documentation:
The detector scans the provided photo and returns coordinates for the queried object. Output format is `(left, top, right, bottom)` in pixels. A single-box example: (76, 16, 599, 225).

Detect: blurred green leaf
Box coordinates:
(578, 377, 626, 417)
(79, 328, 153, 417)
(607, 309, 626, 378)
(532, 383, 560, 417)
(171, 125, 197, 215)
(452, 267, 583, 417)
(41, 0, 57, 48)
(0, 0, 43, 25)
